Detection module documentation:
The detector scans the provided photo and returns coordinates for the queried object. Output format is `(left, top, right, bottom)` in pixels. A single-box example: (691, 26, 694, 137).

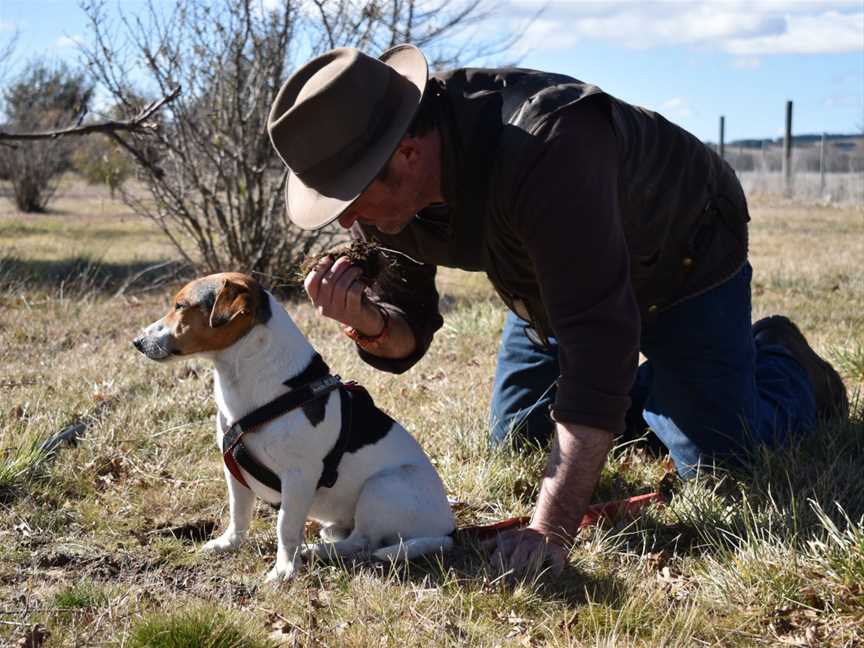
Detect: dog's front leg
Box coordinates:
(266, 467, 317, 583)
(202, 465, 255, 553)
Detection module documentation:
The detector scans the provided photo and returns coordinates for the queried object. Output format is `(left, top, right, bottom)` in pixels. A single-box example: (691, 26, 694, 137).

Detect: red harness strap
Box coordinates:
(223, 439, 251, 489)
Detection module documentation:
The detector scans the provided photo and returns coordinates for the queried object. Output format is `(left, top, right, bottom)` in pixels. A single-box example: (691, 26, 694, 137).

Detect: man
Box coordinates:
(267, 44, 848, 574)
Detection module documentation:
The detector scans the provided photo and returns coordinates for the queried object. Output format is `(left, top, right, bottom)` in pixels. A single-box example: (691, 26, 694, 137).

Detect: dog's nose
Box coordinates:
(132, 336, 145, 352)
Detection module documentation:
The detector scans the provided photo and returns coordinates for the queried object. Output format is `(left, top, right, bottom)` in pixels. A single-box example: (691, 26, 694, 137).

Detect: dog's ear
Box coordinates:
(209, 278, 253, 328)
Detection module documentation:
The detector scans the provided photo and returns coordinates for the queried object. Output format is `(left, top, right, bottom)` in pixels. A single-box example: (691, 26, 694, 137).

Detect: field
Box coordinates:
(1, 178, 863, 647)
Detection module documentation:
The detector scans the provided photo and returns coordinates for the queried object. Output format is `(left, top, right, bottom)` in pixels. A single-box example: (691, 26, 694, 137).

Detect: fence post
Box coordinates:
(719, 115, 725, 159)
(819, 132, 827, 195)
(783, 100, 793, 195)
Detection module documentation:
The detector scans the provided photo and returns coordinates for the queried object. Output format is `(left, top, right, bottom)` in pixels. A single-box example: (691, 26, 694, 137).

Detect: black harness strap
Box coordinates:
(219, 353, 351, 492)
(318, 386, 354, 489)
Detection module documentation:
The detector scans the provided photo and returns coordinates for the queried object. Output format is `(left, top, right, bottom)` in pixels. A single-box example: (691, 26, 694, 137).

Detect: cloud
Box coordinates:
(660, 96, 693, 119)
(0, 20, 16, 32)
(725, 11, 864, 55)
(501, 1, 864, 56)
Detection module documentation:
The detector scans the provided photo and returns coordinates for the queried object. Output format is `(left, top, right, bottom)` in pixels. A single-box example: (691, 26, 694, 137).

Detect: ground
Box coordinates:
(0, 178, 862, 647)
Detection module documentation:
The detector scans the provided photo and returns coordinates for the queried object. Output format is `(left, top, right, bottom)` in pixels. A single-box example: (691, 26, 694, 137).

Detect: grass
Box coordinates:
(129, 604, 275, 648)
(0, 178, 863, 646)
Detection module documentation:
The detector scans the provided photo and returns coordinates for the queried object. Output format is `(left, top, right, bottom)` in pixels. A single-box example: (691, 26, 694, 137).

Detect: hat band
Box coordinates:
(292, 72, 404, 188)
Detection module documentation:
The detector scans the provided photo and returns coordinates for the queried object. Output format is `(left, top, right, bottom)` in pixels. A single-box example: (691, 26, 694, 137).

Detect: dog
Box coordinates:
(133, 272, 454, 581)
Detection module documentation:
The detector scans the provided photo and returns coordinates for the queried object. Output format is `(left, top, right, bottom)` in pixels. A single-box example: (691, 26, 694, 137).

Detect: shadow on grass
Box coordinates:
(0, 253, 191, 297)
(739, 408, 864, 524)
(0, 253, 311, 300)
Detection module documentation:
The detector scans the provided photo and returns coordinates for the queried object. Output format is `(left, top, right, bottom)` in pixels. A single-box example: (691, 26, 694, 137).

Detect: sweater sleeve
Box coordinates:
(510, 102, 640, 433)
(351, 224, 445, 374)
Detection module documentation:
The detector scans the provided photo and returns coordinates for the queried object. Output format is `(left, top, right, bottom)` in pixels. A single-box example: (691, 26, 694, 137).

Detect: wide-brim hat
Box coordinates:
(268, 44, 428, 230)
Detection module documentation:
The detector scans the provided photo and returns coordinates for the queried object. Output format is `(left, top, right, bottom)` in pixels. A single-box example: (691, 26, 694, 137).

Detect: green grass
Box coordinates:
(129, 604, 275, 648)
(0, 421, 50, 501)
(0, 181, 862, 646)
(52, 580, 109, 614)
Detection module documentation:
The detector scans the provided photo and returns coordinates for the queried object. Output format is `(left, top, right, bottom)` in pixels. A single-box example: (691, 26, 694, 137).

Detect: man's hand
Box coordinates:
(303, 254, 417, 359)
(485, 421, 614, 578)
(486, 526, 567, 577)
(303, 255, 384, 335)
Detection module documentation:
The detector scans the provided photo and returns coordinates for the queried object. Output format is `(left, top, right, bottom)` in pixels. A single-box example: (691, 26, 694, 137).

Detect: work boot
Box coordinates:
(753, 315, 849, 420)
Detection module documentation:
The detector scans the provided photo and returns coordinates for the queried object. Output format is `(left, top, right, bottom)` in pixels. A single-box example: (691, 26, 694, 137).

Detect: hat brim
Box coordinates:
(285, 44, 428, 231)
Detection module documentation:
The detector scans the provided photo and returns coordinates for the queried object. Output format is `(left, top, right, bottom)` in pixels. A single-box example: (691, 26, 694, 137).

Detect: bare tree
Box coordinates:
(79, 0, 512, 286)
(0, 62, 94, 212)
(0, 31, 17, 83)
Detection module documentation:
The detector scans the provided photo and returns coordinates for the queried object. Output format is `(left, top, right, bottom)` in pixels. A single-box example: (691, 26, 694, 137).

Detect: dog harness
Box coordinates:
(219, 354, 358, 492)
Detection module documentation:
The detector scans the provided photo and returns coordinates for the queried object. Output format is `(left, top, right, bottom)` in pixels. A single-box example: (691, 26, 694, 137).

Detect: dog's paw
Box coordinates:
(201, 533, 242, 554)
(265, 560, 299, 583)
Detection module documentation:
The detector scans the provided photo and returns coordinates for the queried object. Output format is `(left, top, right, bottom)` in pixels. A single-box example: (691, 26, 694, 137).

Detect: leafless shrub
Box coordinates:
(0, 30, 17, 84)
(71, 134, 135, 198)
(80, 0, 512, 287)
(0, 62, 93, 212)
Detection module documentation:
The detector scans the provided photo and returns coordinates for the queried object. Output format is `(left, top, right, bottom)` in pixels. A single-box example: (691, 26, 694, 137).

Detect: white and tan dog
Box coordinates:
(133, 272, 454, 581)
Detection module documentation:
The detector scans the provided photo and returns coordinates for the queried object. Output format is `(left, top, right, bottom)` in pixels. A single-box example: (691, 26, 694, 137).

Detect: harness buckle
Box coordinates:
(307, 374, 342, 398)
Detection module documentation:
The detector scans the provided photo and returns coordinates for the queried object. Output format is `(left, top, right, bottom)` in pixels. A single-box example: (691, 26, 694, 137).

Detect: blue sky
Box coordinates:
(1, 0, 862, 142)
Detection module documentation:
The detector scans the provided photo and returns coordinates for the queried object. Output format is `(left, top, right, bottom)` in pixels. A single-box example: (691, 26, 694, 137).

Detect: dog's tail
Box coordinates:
(372, 535, 454, 562)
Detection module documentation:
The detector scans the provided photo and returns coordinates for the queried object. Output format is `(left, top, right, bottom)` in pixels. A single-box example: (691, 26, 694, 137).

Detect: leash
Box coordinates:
(455, 491, 666, 541)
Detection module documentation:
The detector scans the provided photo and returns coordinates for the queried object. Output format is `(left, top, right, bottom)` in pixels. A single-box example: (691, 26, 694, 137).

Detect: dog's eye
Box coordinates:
(174, 302, 186, 311)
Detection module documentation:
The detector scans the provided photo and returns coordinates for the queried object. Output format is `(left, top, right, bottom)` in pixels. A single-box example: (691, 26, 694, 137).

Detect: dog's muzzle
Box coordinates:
(133, 334, 173, 360)
(133, 320, 174, 360)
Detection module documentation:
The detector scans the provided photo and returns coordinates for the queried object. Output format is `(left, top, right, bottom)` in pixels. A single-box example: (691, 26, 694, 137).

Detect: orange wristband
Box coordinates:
(344, 306, 390, 348)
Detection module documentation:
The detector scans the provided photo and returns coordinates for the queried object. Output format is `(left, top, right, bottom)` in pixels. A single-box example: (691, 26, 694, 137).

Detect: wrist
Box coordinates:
(529, 515, 576, 549)
(359, 304, 387, 337)
(344, 305, 390, 348)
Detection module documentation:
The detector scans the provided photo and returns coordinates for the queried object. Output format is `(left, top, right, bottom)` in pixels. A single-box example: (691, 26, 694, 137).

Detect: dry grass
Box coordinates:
(0, 179, 863, 647)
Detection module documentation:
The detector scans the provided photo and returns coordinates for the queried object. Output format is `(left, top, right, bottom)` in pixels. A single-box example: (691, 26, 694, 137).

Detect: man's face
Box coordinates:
(337, 151, 424, 235)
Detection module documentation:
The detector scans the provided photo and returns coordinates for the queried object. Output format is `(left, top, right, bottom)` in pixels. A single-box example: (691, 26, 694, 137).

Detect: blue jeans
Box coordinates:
(489, 264, 817, 477)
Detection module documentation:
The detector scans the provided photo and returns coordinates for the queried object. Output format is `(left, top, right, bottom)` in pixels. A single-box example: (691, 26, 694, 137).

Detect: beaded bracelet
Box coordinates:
(343, 305, 390, 348)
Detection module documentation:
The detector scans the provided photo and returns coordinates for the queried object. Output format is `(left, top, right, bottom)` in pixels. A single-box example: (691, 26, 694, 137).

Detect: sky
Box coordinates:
(0, 0, 862, 143)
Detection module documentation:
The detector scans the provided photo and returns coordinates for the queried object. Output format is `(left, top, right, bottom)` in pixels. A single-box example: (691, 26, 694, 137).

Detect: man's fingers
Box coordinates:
(479, 527, 569, 579)
(334, 266, 364, 313)
(345, 279, 367, 317)
(485, 531, 519, 573)
(303, 255, 334, 302)
(507, 540, 536, 574)
(316, 256, 357, 314)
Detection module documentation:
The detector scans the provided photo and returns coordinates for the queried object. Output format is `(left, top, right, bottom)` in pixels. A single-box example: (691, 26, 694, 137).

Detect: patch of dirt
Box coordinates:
(145, 519, 218, 543)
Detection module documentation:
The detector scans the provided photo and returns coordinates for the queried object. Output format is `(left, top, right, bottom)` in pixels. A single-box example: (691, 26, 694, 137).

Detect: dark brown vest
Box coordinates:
(366, 67, 749, 340)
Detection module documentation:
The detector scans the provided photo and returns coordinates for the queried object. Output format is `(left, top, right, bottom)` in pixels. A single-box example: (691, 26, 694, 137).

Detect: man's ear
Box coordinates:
(209, 278, 252, 328)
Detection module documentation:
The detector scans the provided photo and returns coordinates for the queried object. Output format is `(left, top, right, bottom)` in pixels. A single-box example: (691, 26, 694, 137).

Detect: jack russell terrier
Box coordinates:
(133, 272, 454, 581)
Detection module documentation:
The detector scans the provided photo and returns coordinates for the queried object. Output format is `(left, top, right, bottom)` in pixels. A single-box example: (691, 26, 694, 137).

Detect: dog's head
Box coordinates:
(133, 272, 272, 361)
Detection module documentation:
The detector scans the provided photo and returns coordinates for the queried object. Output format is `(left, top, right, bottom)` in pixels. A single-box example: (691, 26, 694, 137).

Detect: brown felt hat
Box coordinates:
(268, 44, 428, 230)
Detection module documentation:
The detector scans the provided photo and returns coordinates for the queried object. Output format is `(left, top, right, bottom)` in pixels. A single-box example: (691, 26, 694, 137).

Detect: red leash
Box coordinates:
(457, 491, 665, 541)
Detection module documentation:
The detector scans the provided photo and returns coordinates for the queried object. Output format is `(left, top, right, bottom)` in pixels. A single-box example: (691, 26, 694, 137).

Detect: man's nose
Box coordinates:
(338, 210, 359, 229)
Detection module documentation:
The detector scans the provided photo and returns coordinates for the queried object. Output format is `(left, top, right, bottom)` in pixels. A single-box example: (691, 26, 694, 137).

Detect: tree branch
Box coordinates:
(0, 86, 181, 142)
